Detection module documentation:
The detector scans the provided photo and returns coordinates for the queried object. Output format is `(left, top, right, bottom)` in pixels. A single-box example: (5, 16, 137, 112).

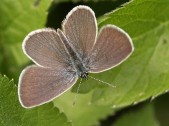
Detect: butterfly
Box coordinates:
(18, 5, 134, 108)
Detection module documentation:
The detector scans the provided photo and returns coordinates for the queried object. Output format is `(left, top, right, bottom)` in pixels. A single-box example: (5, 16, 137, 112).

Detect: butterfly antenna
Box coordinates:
(72, 78, 83, 107)
(88, 75, 116, 88)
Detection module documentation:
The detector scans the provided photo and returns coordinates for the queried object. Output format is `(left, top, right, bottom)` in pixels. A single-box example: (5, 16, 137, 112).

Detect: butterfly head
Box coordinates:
(80, 72, 88, 79)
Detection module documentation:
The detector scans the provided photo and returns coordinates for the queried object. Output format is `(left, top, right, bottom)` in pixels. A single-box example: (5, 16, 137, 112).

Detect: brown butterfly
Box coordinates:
(18, 5, 134, 108)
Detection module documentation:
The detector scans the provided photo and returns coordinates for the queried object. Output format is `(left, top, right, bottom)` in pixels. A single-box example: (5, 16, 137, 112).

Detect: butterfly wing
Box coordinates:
(62, 5, 97, 58)
(23, 28, 71, 68)
(18, 66, 78, 108)
(88, 25, 134, 73)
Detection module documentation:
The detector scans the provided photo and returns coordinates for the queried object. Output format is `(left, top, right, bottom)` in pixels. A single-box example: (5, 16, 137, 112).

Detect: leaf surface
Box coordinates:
(0, 75, 71, 126)
(54, 0, 169, 125)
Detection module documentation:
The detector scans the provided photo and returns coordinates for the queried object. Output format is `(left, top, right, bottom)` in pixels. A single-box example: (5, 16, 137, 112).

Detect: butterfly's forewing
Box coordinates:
(19, 66, 78, 108)
(62, 5, 97, 58)
(88, 25, 134, 73)
(23, 28, 70, 68)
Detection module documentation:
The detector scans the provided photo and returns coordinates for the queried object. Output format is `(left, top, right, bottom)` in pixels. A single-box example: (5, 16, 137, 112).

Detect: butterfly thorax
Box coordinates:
(75, 60, 88, 79)
(57, 29, 89, 78)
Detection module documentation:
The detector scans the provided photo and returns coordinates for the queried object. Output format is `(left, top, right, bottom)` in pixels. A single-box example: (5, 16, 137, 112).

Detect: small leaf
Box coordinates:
(0, 75, 71, 126)
(0, 0, 51, 80)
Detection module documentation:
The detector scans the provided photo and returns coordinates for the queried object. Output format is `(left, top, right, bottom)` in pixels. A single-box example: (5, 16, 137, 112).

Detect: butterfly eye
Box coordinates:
(85, 72, 88, 76)
(79, 72, 88, 79)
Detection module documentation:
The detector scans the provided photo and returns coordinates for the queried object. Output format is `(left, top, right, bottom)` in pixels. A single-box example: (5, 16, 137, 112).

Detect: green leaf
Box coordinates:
(54, 90, 114, 126)
(114, 103, 159, 126)
(1, 0, 169, 125)
(53, 0, 169, 125)
(95, 0, 169, 107)
(0, 0, 51, 80)
(0, 74, 71, 126)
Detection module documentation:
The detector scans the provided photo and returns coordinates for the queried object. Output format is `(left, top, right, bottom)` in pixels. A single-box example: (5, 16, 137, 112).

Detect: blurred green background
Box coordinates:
(0, 0, 169, 126)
